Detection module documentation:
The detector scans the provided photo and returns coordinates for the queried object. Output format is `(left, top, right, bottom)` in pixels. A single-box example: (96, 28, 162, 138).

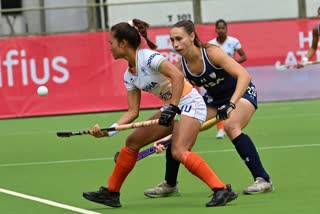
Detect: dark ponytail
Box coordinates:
(132, 19, 157, 49)
(110, 19, 157, 50)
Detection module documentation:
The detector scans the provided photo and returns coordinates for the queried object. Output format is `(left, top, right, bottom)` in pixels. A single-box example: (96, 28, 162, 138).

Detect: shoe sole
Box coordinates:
(83, 193, 122, 208)
(243, 187, 274, 195)
(144, 191, 180, 198)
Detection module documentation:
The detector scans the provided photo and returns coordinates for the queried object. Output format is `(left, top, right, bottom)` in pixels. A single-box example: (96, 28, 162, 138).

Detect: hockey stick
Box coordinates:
(56, 119, 160, 137)
(275, 60, 320, 71)
(113, 139, 172, 162)
(114, 117, 219, 162)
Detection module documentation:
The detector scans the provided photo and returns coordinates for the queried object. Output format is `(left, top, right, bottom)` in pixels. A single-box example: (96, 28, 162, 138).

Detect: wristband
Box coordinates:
(108, 123, 118, 137)
(302, 57, 308, 63)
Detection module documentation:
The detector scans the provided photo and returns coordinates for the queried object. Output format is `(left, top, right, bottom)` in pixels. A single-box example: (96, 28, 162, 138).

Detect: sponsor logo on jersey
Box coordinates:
(202, 77, 224, 88)
(147, 53, 161, 68)
(142, 81, 159, 92)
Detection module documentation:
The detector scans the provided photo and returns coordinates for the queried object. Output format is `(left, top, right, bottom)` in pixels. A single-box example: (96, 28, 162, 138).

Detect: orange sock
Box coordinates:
(181, 151, 226, 190)
(107, 146, 138, 192)
(216, 121, 224, 130)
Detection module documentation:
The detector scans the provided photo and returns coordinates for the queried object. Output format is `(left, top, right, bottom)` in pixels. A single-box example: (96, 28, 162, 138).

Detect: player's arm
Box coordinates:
(89, 89, 141, 138)
(116, 89, 141, 125)
(236, 48, 247, 64)
(305, 26, 319, 60)
(207, 46, 251, 105)
(158, 60, 184, 106)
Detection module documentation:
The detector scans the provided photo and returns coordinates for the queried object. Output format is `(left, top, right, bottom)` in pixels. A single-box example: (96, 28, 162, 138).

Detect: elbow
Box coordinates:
(177, 71, 184, 82)
(132, 111, 139, 120)
(243, 55, 247, 62)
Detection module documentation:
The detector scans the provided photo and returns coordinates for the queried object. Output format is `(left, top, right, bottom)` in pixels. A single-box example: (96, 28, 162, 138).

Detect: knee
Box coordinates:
(125, 135, 141, 151)
(171, 147, 184, 162)
(224, 123, 241, 139)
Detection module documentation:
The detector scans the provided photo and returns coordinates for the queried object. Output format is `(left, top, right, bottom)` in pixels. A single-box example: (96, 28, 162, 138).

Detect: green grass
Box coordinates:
(1, 99, 320, 214)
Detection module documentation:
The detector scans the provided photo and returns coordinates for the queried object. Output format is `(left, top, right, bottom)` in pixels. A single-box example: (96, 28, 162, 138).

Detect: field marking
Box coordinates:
(1, 143, 320, 168)
(0, 188, 101, 214)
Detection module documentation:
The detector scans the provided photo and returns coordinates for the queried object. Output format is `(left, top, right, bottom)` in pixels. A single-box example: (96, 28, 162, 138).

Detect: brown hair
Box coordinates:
(110, 19, 157, 49)
(172, 20, 208, 48)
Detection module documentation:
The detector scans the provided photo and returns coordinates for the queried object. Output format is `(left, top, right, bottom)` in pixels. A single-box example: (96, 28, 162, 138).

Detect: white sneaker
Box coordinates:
(144, 181, 179, 198)
(243, 177, 274, 194)
(216, 129, 225, 139)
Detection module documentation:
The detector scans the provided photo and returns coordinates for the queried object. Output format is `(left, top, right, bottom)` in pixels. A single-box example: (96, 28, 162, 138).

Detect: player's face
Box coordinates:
(170, 27, 195, 56)
(215, 23, 227, 37)
(109, 32, 125, 59)
(318, 8, 320, 17)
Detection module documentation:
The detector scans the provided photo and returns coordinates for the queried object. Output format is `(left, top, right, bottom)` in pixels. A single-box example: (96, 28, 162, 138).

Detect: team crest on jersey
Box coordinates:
(209, 72, 217, 79)
(143, 82, 159, 92)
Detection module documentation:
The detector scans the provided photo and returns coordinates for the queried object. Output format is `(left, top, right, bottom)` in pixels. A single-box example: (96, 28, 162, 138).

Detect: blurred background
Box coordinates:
(0, 0, 319, 118)
(0, 0, 318, 35)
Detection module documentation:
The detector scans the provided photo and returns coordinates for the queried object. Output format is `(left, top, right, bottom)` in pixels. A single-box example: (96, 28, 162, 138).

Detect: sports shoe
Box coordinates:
(206, 184, 238, 207)
(144, 181, 179, 198)
(216, 129, 225, 139)
(83, 186, 121, 208)
(243, 177, 273, 194)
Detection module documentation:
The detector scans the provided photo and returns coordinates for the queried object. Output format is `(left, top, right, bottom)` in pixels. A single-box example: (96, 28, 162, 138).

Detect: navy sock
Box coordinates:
(164, 141, 180, 187)
(232, 133, 270, 182)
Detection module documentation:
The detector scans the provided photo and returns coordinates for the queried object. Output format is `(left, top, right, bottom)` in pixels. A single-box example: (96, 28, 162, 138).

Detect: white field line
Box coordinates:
(0, 188, 101, 214)
(1, 143, 320, 168)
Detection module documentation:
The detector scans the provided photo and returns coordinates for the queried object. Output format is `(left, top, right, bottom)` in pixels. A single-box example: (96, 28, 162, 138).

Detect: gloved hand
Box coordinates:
(159, 104, 181, 126)
(216, 102, 236, 120)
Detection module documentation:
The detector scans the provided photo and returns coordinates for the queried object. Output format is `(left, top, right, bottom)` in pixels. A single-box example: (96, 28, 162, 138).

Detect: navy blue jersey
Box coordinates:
(182, 47, 257, 109)
(181, 48, 236, 100)
(318, 23, 320, 34)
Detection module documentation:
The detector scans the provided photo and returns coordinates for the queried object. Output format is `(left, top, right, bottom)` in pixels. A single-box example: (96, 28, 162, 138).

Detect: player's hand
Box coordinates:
(297, 57, 308, 69)
(89, 124, 108, 138)
(216, 102, 236, 120)
(297, 61, 305, 69)
(159, 104, 181, 126)
(153, 141, 167, 154)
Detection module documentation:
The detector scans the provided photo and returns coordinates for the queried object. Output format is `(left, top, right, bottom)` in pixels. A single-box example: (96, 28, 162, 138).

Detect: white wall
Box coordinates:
(107, 0, 312, 27)
(202, 0, 298, 23)
(107, 0, 193, 27)
(44, 0, 88, 33)
(306, 0, 320, 17)
(2, 0, 320, 36)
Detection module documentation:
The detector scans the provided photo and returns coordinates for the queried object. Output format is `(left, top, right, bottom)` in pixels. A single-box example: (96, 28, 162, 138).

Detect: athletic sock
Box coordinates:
(165, 142, 180, 187)
(107, 146, 138, 192)
(232, 133, 270, 182)
(216, 121, 224, 130)
(181, 151, 226, 190)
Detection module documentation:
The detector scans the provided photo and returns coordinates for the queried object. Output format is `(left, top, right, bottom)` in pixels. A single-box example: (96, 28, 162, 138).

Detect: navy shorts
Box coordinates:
(203, 82, 258, 109)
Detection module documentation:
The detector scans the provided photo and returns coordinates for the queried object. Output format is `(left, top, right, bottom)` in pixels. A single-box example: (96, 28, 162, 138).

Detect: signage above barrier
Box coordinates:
(0, 19, 319, 118)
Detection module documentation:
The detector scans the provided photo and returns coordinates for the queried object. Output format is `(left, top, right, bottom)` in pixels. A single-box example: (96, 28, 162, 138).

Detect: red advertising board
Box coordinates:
(0, 19, 319, 118)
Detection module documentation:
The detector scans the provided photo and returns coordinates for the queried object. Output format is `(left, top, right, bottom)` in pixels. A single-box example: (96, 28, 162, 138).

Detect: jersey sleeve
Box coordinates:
(144, 49, 166, 71)
(123, 69, 137, 91)
(234, 38, 242, 50)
